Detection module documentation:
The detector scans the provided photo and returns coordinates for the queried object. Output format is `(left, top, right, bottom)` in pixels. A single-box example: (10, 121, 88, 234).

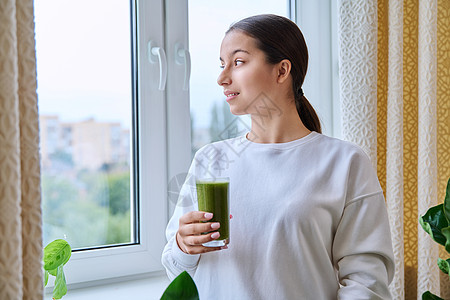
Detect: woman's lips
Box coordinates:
(225, 92, 239, 102)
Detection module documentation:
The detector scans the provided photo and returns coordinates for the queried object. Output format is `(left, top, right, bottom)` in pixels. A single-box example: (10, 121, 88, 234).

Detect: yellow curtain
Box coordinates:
(339, 0, 450, 298)
(0, 0, 43, 299)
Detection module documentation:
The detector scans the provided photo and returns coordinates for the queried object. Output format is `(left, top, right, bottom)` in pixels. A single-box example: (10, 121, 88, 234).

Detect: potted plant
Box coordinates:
(419, 177, 450, 300)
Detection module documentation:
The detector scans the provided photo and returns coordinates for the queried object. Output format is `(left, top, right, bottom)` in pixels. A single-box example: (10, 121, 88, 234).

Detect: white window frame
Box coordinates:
(46, 0, 339, 291)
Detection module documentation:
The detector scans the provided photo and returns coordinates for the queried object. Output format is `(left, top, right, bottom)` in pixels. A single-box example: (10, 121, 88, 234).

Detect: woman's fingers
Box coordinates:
(176, 211, 227, 254)
(184, 230, 220, 247)
(183, 244, 226, 255)
(179, 221, 220, 236)
(179, 211, 213, 225)
(181, 231, 227, 254)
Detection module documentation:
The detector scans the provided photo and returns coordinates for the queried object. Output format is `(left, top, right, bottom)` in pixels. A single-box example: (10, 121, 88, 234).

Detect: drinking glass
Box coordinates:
(196, 177, 230, 247)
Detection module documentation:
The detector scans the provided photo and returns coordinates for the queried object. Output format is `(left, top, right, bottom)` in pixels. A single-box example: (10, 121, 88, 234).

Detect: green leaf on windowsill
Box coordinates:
(43, 239, 71, 299)
(160, 271, 199, 300)
(53, 265, 68, 299)
(44, 270, 49, 286)
(47, 267, 58, 277)
(43, 239, 72, 271)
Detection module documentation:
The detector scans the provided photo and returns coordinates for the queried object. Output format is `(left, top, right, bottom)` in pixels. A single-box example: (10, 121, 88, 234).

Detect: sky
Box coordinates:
(35, 0, 132, 127)
(34, 0, 288, 130)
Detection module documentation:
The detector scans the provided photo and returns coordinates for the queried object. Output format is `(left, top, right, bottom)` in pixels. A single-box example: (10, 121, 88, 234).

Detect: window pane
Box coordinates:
(35, 0, 135, 250)
(188, 1, 289, 156)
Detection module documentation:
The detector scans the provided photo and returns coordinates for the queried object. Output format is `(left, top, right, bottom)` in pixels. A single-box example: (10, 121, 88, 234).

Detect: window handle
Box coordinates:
(148, 41, 167, 91)
(175, 43, 191, 91)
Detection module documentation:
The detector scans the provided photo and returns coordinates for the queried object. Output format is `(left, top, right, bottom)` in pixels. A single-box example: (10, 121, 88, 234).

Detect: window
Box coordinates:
(36, 0, 168, 286)
(36, 0, 135, 250)
(36, 0, 339, 289)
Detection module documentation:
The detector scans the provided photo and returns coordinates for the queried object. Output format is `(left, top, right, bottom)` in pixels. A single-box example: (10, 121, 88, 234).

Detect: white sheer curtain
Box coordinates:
(0, 0, 43, 299)
(416, 0, 439, 297)
(337, 0, 378, 167)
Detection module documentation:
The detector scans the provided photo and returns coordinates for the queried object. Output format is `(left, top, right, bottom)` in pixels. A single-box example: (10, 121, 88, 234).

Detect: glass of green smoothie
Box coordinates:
(196, 177, 230, 247)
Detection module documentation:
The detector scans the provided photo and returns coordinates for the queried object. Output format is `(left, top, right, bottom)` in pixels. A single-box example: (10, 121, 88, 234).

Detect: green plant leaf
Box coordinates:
(441, 226, 450, 254)
(53, 265, 67, 299)
(160, 271, 199, 300)
(444, 178, 450, 223)
(422, 291, 444, 300)
(48, 267, 57, 277)
(44, 270, 49, 286)
(43, 239, 72, 271)
(419, 204, 448, 246)
(437, 258, 450, 275)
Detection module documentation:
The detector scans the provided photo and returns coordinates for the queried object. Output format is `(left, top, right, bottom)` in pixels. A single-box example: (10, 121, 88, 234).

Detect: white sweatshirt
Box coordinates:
(162, 132, 395, 300)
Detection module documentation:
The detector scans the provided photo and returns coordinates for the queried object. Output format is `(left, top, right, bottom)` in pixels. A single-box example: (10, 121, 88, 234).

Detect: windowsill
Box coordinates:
(44, 272, 170, 300)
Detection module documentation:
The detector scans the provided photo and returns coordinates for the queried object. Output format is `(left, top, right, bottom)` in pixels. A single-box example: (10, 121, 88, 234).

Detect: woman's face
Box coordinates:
(217, 30, 280, 116)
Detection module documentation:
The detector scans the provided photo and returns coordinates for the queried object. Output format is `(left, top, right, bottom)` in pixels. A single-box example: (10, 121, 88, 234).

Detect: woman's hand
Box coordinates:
(176, 211, 227, 254)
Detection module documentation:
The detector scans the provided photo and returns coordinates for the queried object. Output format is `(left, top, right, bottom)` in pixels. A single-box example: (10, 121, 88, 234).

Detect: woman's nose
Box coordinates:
(217, 68, 231, 86)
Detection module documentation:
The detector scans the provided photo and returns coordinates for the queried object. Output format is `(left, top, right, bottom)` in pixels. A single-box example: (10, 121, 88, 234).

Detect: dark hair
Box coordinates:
(227, 14, 321, 133)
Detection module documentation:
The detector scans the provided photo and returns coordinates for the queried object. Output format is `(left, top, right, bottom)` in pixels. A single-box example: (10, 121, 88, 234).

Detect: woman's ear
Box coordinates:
(277, 59, 292, 84)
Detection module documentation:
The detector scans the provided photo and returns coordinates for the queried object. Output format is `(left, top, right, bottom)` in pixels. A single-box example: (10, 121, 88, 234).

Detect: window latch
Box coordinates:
(148, 41, 167, 91)
(175, 43, 191, 91)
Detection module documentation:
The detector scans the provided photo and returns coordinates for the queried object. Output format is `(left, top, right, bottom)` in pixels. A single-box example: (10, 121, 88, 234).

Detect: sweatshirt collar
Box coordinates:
(239, 131, 320, 150)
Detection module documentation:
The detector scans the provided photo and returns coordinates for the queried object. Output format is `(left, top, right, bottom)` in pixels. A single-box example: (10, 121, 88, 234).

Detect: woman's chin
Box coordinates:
(228, 106, 246, 116)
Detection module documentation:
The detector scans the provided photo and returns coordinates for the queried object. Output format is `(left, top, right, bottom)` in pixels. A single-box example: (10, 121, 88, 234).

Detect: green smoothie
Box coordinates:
(196, 178, 229, 246)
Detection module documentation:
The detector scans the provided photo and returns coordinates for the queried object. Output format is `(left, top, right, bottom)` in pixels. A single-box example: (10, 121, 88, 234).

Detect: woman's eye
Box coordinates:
(219, 60, 243, 69)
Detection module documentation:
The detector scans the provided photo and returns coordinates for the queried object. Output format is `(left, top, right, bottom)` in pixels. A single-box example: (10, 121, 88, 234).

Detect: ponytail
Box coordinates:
(294, 95, 322, 133)
(294, 87, 321, 133)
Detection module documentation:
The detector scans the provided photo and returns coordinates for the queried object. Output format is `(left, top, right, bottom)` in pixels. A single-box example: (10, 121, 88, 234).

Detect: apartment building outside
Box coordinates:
(39, 115, 130, 171)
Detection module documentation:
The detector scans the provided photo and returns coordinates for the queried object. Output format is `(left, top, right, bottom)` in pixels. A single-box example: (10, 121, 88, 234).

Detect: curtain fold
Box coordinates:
(338, 0, 450, 298)
(0, 0, 43, 299)
(386, 0, 404, 298)
(417, 0, 439, 296)
(338, 0, 379, 167)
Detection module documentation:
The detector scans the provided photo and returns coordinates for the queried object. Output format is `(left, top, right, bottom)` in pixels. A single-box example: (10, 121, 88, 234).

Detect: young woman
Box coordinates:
(162, 14, 394, 299)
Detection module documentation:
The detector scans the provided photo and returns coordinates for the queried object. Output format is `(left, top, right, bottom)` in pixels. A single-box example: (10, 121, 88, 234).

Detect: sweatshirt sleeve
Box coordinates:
(333, 193, 395, 299)
(161, 166, 201, 280)
(332, 147, 395, 299)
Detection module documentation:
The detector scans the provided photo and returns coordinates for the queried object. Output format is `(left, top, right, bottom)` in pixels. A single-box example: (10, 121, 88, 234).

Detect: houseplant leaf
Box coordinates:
(419, 204, 448, 246)
(44, 270, 49, 286)
(444, 178, 450, 223)
(160, 271, 199, 300)
(53, 265, 67, 299)
(43, 239, 72, 271)
(437, 258, 450, 275)
(441, 226, 450, 254)
(48, 267, 58, 277)
(422, 291, 444, 300)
